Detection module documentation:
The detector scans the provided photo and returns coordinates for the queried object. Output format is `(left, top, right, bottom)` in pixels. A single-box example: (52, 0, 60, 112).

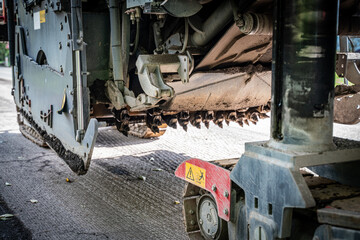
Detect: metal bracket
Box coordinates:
(40, 105, 53, 128)
(136, 54, 190, 99)
(123, 87, 162, 111)
(105, 80, 126, 110)
(57, 89, 67, 114)
(336, 52, 360, 85)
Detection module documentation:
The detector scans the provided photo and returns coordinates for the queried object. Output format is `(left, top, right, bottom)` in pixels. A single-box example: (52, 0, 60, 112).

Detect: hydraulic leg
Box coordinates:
(269, 0, 337, 152)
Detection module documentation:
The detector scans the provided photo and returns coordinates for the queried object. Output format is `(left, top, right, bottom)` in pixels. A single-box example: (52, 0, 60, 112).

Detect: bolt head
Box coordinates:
(212, 184, 217, 192)
(223, 190, 229, 198)
(223, 208, 228, 215)
(199, 219, 203, 225)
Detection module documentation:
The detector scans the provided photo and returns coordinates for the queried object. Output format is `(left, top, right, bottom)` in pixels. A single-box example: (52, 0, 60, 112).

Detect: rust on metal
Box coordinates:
(330, 196, 360, 213)
(196, 24, 272, 70)
(334, 85, 360, 125)
(164, 65, 271, 112)
(310, 184, 360, 204)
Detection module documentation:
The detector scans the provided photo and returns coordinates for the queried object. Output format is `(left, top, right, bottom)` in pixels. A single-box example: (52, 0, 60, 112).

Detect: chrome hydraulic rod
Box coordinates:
(269, 0, 339, 152)
(71, 0, 85, 142)
(75, 50, 84, 139)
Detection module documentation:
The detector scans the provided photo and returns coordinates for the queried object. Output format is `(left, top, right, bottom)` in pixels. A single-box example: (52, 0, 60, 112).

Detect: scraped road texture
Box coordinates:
(1, 66, 360, 240)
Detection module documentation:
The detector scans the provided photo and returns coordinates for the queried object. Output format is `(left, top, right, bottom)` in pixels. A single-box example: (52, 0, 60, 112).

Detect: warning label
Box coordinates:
(34, 10, 46, 30)
(40, 10, 46, 23)
(185, 162, 206, 188)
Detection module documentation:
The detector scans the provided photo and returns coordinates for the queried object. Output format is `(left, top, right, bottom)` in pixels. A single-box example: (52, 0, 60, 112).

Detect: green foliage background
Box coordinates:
(0, 42, 9, 63)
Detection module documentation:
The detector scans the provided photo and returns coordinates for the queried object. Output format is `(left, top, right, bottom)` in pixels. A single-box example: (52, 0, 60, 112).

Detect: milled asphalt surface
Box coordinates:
(0, 66, 359, 239)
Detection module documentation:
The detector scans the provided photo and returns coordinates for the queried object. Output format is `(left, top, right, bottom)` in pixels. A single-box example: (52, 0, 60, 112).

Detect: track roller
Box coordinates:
(182, 183, 228, 240)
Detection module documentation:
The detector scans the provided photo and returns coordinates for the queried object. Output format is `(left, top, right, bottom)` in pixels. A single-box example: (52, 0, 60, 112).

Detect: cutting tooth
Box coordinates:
(236, 111, 245, 119)
(114, 109, 131, 136)
(225, 111, 237, 125)
(153, 116, 162, 126)
(259, 113, 269, 119)
(169, 119, 178, 129)
(264, 102, 271, 111)
(227, 111, 237, 122)
(249, 120, 257, 125)
(243, 118, 249, 126)
(202, 111, 213, 128)
(223, 112, 230, 126)
(116, 122, 129, 136)
(236, 119, 244, 127)
(205, 111, 214, 120)
(146, 111, 162, 133)
(215, 111, 224, 121)
(190, 112, 202, 129)
(178, 111, 190, 132)
(189, 119, 199, 128)
(151, 125, 160, 133)
(178, 119, 188, 131)
(195, 112, 202, 129)
(213, 111, 224, 128)
(250, 112, 259, 122)
(163, 115, 178, 129)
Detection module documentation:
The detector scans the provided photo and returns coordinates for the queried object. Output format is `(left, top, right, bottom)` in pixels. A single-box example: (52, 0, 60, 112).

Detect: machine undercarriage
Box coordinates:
(1, 0, 358, 174)
(1, 0, 360, 239)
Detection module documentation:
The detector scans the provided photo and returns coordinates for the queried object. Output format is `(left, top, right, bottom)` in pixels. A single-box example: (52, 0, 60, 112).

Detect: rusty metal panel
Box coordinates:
(163, 67, 271, 111)
(196, 24, 272, 70)
(310, 184, 360, 204)
(334, 94, 360, 125)
(331, 196, 360, 213)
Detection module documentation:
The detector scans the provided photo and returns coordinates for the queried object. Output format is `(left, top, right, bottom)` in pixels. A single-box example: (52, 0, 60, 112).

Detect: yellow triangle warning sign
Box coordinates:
(185, 162, 206, 188)
(186, 167, 195, 181)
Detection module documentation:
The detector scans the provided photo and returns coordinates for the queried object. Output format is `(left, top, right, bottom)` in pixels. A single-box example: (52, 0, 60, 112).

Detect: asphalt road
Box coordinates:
(0, 66, 359, 240)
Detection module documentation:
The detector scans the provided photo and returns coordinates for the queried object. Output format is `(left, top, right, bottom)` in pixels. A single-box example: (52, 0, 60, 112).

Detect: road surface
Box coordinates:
(0, 66, 359, 239)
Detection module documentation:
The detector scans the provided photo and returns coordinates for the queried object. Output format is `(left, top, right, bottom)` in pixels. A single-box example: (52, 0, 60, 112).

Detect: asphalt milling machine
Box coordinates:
(1, 0, 360, 239)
